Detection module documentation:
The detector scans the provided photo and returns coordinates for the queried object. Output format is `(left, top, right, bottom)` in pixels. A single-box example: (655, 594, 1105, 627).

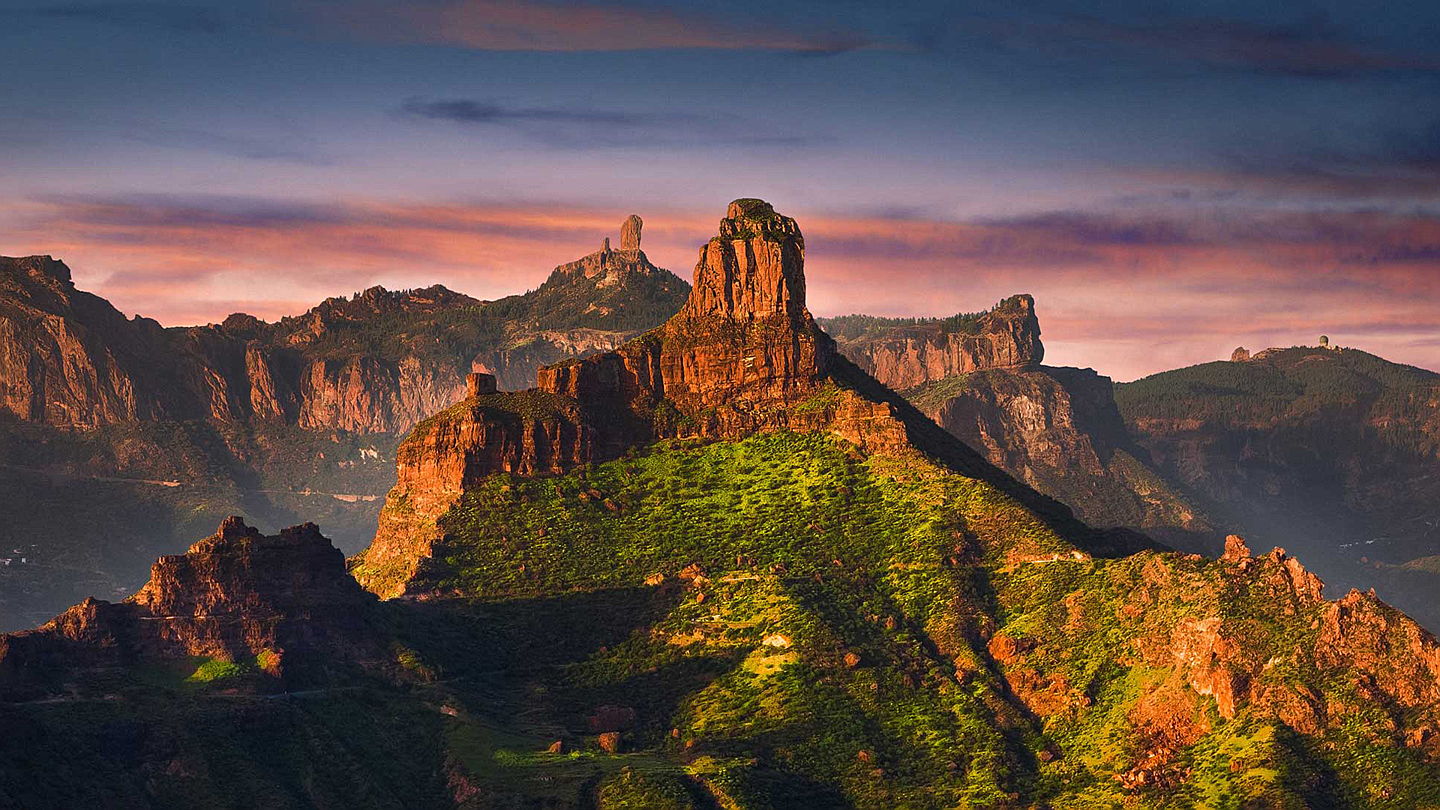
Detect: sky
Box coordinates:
(1, 0, 1438, 380)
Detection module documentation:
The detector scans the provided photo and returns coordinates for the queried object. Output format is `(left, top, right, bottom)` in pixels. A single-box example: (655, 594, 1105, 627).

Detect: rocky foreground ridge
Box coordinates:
(0, 517, 379, 699)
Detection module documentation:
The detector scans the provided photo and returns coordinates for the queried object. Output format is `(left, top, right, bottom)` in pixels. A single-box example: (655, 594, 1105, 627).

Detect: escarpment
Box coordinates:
(821, 294, 1043, 391)
(825, 292, 1209, 545)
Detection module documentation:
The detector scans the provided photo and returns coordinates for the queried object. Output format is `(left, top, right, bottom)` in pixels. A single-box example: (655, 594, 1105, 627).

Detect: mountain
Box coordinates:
(0, 220, 689, 630)
(1116, 344, 1440, 629)
(822, 298, 1210, 549)
(7, 200, 1437, 807)
(1, 217, 686, 433)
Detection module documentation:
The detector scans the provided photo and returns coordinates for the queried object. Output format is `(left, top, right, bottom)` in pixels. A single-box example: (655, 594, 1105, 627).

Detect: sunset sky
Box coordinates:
(2, 0, 1437, 380)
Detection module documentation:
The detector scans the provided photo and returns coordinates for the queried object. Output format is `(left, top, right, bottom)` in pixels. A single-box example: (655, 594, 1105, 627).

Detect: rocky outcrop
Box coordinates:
(0, 517, 377, 696)
(538, 198, 838, 440)
(824, 295, 1043, 391)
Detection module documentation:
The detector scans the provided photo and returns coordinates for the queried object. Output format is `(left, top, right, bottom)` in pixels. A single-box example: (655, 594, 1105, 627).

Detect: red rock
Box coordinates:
(826, 294, 1043, 391)
(597, 731, 622, 753)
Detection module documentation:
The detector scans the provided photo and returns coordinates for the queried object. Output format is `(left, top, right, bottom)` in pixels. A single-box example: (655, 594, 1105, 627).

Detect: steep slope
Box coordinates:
(0, 219, 689, 630)
(824, 299, 1209, 548)
(1117, 345, 1440, 628)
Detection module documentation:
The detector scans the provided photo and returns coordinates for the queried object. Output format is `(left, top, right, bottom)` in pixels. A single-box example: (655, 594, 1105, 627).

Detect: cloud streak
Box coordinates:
(396, 96, 822, 149)
(1055, 13, 1440, 79)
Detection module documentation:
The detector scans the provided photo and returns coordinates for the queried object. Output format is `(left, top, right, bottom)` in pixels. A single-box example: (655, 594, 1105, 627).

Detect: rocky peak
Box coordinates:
(684, 199, 807, 322)
(2, 254, 72, 286)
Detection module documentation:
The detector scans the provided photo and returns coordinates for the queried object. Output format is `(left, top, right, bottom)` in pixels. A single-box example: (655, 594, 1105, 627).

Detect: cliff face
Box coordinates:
(821, 294, 1043, 391)
(0, 224, 688, 630)
(0, 517, 377, 695)
(907, 365, 1208, 541)
(0, 227, 688, 434)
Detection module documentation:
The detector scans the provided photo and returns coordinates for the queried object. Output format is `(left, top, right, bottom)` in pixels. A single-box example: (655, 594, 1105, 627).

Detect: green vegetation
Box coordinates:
(186, 658, 248, 684)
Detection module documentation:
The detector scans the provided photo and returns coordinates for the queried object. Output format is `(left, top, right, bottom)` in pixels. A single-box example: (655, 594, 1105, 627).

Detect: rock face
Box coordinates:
(0, 225, 688, 631)
(821, 295, 1043, 391)
(0, 238, 688, 434)
(0, 517, 377, 695)
(825, 295, 1208, 545)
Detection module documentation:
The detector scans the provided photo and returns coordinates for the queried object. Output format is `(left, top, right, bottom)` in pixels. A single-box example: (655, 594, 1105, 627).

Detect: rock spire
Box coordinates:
(620, 214, 642, 251)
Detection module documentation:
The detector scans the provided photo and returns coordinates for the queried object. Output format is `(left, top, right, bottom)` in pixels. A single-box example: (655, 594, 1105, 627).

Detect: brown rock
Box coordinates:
(825, 294, 1043, 391)
(1230, 346, 1251, 362)
(597, 731, 622, 753)
(546, 740, 565, 754)
(1221, 535, 1252, 564)
(0, 517, 378, 696)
